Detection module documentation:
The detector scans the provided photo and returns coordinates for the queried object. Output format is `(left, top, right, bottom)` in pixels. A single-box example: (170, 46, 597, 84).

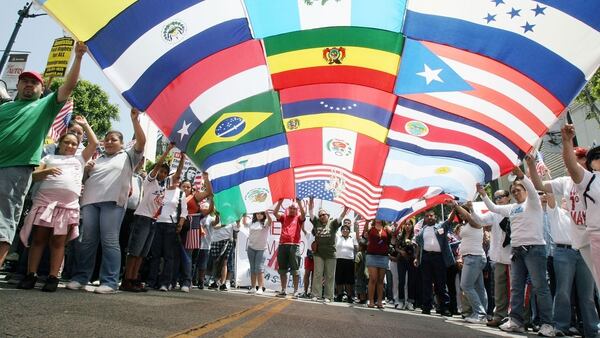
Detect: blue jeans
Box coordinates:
(553, 246, 599, 336)
(509, 245, 553, 325)
(460, 255, 488, 319)
(147, 222, 177, 288)
(72, 202, 126, 289)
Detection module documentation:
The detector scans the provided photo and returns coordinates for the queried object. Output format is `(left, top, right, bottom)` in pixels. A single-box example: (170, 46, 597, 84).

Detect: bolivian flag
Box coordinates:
(185, 91, 284, 167)
(264, 27, 404, 93)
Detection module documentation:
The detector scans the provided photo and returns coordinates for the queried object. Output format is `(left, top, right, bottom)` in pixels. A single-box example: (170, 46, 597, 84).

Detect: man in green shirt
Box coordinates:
(309, 197, 349, 302)
(0, 43, 87, 269)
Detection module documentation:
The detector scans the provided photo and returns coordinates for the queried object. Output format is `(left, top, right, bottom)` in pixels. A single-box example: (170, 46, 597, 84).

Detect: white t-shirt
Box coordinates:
(471, 210, 511, 264)
(576, 170, 600, 233)
(156, 188, 188, 223)
(482, 176, 545, 247)
(546, 205, 573, 246)
(459, 224, 485, 257)
(212, 223, 236, 242)
(38, 154, 85, 195)
(422, 226, 442, 252)
(335, 235, 357, 260)
(127, 174, 143, 210)
(248, 221, 270, 251)
(134, 172, 164, 218)
(200, 215, 215, 250)
(550, 176, 588, 248)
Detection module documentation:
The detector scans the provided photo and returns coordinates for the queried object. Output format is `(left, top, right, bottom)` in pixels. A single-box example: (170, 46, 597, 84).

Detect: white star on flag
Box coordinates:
(177, 120, 191, 141)
(416, 64, 443, 85)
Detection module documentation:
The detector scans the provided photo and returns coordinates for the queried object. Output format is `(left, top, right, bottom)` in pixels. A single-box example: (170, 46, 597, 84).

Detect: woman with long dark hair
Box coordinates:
(242, 211, 272, 294)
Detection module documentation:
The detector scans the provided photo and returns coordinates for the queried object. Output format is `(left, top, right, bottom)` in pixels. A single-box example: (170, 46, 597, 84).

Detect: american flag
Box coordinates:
(184, 214, 203, 250)
(48, 99, 73, 141)
(535, 150, 551, 180)
(294, 165, 382, 219)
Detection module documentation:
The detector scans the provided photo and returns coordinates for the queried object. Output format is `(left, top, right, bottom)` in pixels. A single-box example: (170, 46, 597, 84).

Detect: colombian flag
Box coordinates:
(264, 27, 404, 92)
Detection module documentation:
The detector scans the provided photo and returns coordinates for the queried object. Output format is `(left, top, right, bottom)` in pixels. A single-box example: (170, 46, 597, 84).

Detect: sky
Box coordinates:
(0, 0, 134, 139)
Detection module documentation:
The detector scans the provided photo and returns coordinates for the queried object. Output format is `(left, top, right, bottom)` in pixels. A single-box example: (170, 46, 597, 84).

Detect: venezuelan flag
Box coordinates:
(264, 27, 404, 93)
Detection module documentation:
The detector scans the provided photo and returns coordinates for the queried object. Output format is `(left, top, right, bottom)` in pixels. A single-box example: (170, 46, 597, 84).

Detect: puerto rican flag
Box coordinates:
(376, 186, 453, 222)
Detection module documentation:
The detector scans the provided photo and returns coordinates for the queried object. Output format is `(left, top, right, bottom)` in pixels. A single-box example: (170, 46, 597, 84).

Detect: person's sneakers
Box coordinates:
(133, 280, 148, 293)
(66, 280, 85, 290)
(441, 309, 453, 317)
(554, 329, 565, 337)
(276, 291, 287, 298)
(159, 285, 169, 292)
(538, 324, 556, 337)
(181, 286, 190, 293)
(248, 288, 256, 294)
(405, 302, 415, 311)
(422, 309, 431, 315)
(41, 275, 60, 292)
(395, 301, 404, 309)
(219, 284, 228, 291)
(499, 318, 526, 333)
(292, 292, 301, 299)
(198, 284, 204, 290)
(94, 285, 116, 294)
(347, 297, 354, 304)
(16, 273, 37, 290)
(256, 288, 264, 295)
(323, 298, 331, 303)
(119, 279, 142, 292)
(311, 296, 319, 302)
(465, 316, 487, 324)
(208, 282, 219, 290)
(486, 318, 503, 327)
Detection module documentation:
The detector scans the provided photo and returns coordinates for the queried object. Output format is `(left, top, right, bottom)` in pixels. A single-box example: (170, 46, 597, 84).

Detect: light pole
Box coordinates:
(0, 2, 47, 74)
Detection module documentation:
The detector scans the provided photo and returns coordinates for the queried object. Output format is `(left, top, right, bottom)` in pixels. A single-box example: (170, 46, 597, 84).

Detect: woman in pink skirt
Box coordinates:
(17, 115, 98, 292)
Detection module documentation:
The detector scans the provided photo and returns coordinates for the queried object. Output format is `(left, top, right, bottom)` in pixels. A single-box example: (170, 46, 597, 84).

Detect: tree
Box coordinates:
(575, 68, 600, 125)
(49, 78, 120, 137)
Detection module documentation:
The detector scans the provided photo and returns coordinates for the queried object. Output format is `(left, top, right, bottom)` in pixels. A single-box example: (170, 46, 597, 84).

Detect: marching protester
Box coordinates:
(0, 43, 87, 270)
(146, 154, 186, 291)
(413, 209, 454, 316)
(477, 162, 555, 336)
(273, 199, 306, 298)
(242, 211, 272, 294)
(120, 143, 174, 292)
(17, 116, 98, 292)
(335, 219, 357, 303)
(364, 219, 393, 309)
(207, 218, 237, 291)
(196, 199, 217, 289)
(67, 107, 146, 294)
(394, 219, 417, 311)
(308, 198, 349, 302)
(184, 173, 212, 289)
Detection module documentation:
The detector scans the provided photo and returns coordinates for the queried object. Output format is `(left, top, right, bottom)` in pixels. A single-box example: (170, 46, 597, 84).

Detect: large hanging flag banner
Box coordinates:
(264, 27, 404, 92)
(376, 186, 452, 222)
(185, 91, 284, 167)
(244, 0, 406, 38)
(390, 98, 522, 181)
(203, 133, 290, 194)
(280, 83, 396, 143)
(214, 169, 295, 224)
(294, 165, 382, 219)
(287, 127, 389, 186)
(85, 0, 253, 111)
(400, 1, 600, 153)
(146, 40, 272, 152)
(381, 147, 485, 201)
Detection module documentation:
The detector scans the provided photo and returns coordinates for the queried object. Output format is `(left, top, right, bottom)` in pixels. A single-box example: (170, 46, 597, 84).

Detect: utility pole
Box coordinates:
(0, 2, 47, 74)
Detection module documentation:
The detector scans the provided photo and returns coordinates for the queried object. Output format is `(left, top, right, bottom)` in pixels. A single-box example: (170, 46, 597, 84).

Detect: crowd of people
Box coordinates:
(1, 45, 600, 338)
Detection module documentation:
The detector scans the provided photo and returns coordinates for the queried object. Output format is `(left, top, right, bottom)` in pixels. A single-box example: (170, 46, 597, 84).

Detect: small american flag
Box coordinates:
(48, 99, 73, 141)
(535, 151, 552, 180)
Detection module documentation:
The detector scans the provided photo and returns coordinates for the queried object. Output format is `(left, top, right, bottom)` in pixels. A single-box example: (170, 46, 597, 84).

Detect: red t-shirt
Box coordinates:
(186, 195, 199, 215)
(278, 214, 305, 245)
(367, 227, 391, 255)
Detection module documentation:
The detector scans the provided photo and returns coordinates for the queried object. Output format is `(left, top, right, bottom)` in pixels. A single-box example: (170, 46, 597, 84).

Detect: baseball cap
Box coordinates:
(18, 71, 44, 84)
(574, 146, 588, 158)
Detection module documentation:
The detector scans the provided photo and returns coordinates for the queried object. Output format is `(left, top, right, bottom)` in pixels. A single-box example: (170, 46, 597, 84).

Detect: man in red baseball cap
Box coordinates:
(0, 42, 88, 269)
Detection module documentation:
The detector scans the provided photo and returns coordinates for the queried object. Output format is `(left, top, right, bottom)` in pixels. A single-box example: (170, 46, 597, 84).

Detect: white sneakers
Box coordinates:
(66, 280, 84, 290)
(94, 285, 116, 294)
(538, 324, 556, 337)
(181, 286, 190, 293)
(248, 288, 256, 294)
(499, 318, 525, 333)
(159, 285, 168, 292)
(465, 316, 487, 325)
(255, 288, 263, 295)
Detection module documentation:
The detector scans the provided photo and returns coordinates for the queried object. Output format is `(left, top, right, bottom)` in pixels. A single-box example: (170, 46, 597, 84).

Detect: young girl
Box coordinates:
(243, 211, 272, 294)
(18, 116, 98, 292)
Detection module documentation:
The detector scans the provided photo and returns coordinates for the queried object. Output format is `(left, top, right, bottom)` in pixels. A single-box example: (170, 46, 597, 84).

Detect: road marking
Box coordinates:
(168, 298, 280, 338)
(218, 299, 291, 337)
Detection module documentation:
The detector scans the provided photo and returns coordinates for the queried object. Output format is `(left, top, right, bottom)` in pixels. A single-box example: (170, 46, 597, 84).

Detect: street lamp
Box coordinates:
(0, 2, 47, 74)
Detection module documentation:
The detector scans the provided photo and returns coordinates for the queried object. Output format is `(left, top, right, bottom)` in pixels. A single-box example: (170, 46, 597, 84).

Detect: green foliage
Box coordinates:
(144, 159, 155, 173)
(576, 69, 600, 124)
(49, 78, 120, 137)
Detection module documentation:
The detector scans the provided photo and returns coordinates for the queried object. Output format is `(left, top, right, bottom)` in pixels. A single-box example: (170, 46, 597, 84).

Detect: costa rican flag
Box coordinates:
(48, 99, 73, 141)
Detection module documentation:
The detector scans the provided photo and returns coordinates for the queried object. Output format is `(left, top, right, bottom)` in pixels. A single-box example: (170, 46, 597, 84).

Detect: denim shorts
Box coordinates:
(247, 247, 265, 274)
(366, 254, 389, 269)
(127, 215, 156, 257)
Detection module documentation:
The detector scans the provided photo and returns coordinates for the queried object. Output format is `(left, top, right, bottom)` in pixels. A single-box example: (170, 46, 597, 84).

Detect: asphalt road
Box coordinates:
(1, 278, 536, 338)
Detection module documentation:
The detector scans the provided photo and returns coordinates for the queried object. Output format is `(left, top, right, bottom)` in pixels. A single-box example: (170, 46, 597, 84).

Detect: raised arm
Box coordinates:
(57, 42, 86, 103)
(75, 115, 98, 162)
(477, 183, 511, 216)
(561, 124, 585, 184)
(525, 153, 553, 193)
(150, 143, 174, 177)
(308, 197, 315, 219)
(452, 201, 482, 229)
(273, 199, 284, 217)
(130, 108, 146, 153)
(297, 198, 306, 219)
(172, 152, 185, 184)
(338, 205, 350, 222)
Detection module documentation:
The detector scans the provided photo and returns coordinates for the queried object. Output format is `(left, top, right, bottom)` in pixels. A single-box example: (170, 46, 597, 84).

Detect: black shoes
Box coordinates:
(17, 273, 37, 289)
(42, 276, 59, 292)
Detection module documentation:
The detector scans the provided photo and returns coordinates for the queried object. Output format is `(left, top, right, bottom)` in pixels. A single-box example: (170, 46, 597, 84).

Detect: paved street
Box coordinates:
(1, 276, 544, 338)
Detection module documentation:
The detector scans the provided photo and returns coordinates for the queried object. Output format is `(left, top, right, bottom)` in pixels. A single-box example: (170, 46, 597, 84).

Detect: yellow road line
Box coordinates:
(167, 298, 281, 338)
(218, 299, 291, 338)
